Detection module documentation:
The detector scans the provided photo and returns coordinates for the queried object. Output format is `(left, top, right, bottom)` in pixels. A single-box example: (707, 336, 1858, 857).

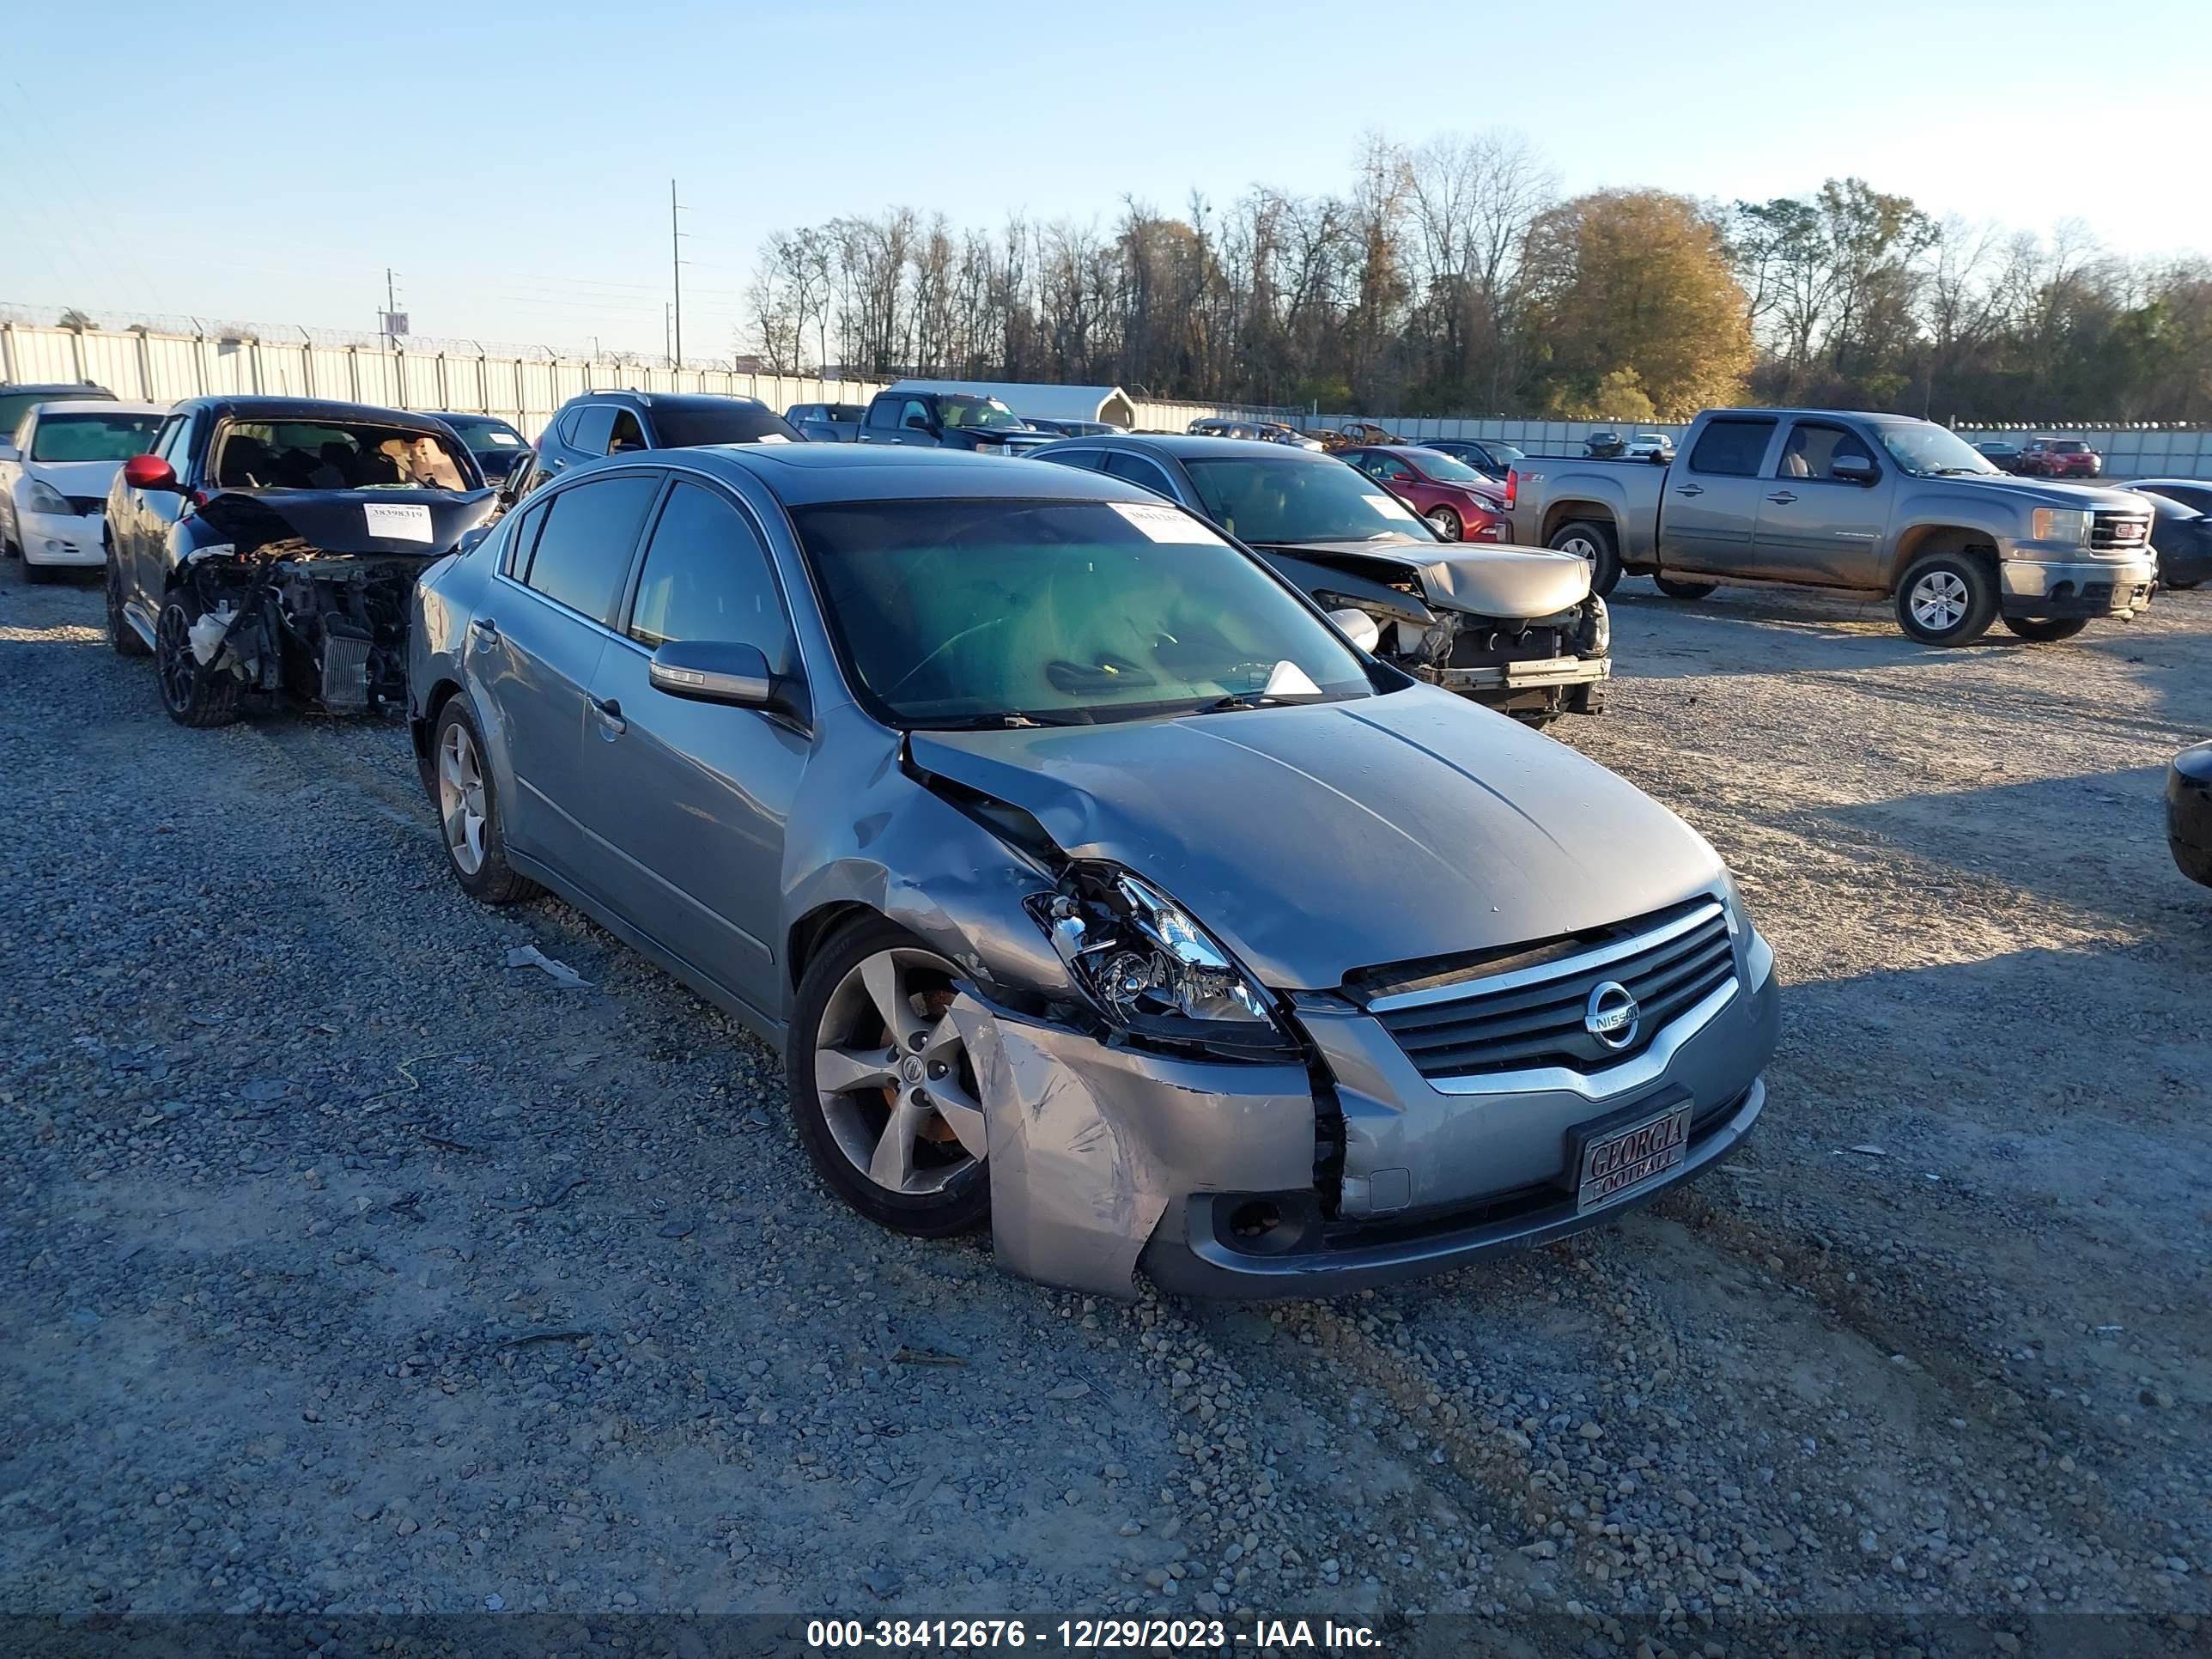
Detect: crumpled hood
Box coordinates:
(24, 458, 130, 501)
(193, 488, 497, 556)
(908, 686, 1722, 989)
(1266, 538, 1591, 617)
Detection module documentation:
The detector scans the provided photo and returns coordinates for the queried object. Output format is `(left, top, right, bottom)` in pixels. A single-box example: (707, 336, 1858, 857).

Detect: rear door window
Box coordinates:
(1042, 447, 1105, 472)
(1686, 418, 1777, 478)
(519, 472, 660, 624)
(1103, 451, 1177, 499)
(567, 404, 617, 457)
(864, 399, 900, 431)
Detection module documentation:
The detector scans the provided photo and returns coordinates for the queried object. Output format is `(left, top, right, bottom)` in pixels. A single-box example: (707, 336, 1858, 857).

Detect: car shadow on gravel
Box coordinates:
(1610, 588, 2000, 678)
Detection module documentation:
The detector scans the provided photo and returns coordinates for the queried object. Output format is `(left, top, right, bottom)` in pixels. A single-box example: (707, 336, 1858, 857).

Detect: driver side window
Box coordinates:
(1778, 422, 1874, 482)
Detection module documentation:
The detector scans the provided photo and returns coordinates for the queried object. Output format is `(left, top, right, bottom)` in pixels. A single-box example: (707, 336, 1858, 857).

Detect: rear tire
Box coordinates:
(787, 915, 992, 1238)
(1548, 520, 1622, 597)
(155, 597, 243, 726)
(1653, 576, 1717, 600)
(430, 699, 540, 904)
(106, 555, 149, 656)
(1894, 551, 1998, 646)
(2001, 615, 2090, 642)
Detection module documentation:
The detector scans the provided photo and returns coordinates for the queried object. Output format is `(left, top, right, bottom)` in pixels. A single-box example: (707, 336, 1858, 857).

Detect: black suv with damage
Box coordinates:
(104, 397, 494, 726)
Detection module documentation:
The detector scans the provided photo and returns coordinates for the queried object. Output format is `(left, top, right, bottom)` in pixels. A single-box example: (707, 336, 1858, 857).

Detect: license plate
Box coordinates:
(1575, 1101, 1692, 1212)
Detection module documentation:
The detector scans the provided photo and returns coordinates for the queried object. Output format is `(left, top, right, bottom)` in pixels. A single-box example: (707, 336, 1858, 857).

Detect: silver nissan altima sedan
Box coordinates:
(406, 445, 1778, 1298)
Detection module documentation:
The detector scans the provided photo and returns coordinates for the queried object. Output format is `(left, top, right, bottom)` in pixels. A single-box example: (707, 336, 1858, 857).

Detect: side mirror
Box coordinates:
(1830, 453, 1878, 486)
(903, 416, 933, 433)
(123, 454, 180, 492)
(456, 526, 492, 558)
(1327, 607, 1382, 653)
(648, 640, 805, 721)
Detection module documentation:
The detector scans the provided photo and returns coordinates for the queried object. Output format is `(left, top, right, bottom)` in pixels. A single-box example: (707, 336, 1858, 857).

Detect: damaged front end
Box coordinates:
(176, 492, 484, 714)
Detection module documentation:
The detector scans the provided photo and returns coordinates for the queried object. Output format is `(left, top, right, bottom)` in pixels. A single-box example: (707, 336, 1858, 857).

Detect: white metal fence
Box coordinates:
(0, 319, 1300, 441)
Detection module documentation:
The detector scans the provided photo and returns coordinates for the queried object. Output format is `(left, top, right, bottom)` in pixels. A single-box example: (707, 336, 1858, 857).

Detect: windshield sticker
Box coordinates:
(1364, 492, 1416, 521)
(1111, 501, 1224, 544)
(489, 432, 520, 445)
(363, 502, 434, 543)
(752, 433, 792, 444)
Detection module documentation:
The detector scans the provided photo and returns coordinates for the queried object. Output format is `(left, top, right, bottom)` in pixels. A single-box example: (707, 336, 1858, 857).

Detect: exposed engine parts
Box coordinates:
(172, 547, 423, 715)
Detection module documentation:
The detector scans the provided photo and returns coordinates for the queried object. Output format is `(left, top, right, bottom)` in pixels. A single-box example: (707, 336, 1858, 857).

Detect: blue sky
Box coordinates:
(3, 0, 2206, 359)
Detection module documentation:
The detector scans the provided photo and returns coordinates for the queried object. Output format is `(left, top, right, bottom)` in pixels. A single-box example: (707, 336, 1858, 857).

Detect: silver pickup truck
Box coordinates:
(1505, 408, 2157, 645)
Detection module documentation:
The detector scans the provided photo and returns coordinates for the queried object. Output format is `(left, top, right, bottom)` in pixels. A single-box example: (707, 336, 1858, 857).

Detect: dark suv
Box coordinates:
(854, 388, 1053, 456)
(526, 392, 800, 491)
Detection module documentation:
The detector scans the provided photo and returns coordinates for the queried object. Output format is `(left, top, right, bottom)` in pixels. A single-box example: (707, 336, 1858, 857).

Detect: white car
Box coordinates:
(1, 401, 167, 580)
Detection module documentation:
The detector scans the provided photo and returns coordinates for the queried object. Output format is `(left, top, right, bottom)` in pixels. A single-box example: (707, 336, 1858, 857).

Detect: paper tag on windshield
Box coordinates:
(363, 502, 434, 543)
(489, 432, 520, 446)
(753, 433, 792, 444)
(1364, 492, 1416, 521)
(1111, 501, 1223, 544)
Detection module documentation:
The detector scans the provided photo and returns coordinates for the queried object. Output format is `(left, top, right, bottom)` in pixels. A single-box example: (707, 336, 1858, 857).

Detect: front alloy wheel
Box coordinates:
(1893, 552, 1997, 646)
(791, 924, 992, 1237)
(1425, 505, 1462, 541)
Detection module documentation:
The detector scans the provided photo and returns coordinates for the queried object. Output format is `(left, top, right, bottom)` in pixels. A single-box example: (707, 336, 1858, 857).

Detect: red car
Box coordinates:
(1340, 445, 1509, 542)
(2014, 437, 2103, 478)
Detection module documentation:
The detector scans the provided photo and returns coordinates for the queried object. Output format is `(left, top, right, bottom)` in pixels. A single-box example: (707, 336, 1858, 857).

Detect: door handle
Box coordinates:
(469, 617, 498, 641)
(590, 696, 627, 737)
(1674, 483, 1704, 497)
(1765, 491, 1798, 505)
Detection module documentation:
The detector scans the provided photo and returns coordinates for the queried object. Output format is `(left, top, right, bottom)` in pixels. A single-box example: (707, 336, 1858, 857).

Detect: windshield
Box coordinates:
(28, 411, 163, 463)
(213, 420, 475, 491)
(1406, 449, 1492, 486)
(648, 402, 801, 447)
(1875, 422, 2002, 479)
(438, 416, 526, 450)
(1182, 455, 1437, 545)
(937, 395, 1026, 431)
(3, 392, 109, 439)
(792, 498, 1375, 727)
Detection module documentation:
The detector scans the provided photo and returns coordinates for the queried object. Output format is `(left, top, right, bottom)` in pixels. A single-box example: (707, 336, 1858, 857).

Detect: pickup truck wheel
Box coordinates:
(1654, 577, 1717, 600)
(155, 598, 243, 726)
(1548, 520, 1622, 597)
(1425, 505, 1462, 541)
(106, 555, 149, 656)
(1895, 552, 1998, 646)
(2001, 616, 2090, 642)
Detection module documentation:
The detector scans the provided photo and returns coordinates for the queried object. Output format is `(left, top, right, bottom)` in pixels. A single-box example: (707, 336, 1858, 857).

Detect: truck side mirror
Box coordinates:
(1831, 454, 1878, 486)
(904, 414, 933, 433)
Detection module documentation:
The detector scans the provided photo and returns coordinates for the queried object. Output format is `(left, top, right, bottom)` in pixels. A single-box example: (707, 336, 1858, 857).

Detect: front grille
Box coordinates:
(1448, 617, 1569, 671)
(1365, 902, 1736, 1080)
(2091, 511, 2148, 550)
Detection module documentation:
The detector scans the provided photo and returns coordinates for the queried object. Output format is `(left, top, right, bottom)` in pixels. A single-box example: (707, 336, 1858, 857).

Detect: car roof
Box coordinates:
(1035, 433, 1340, 465)
(3, 382, 115, 396)
(425, 410, 518, 422)
(556, 390, 768, 412)
(174, 396, 459, 431)
(28, 400, 167, 418)
(2127, 478, 2210, 490)
(599, 443, 1175, 508)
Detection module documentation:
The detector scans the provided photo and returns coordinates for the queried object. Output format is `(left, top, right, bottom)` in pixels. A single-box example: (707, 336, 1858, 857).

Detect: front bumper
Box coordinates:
(955, 923, 1778, 1301)
(1998, 553, 2155, 617)
(18, 508, 106, 567)
(1431, 653, 1611, 694)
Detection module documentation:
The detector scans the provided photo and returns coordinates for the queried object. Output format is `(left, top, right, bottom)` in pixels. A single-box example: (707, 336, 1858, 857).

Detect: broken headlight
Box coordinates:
(1580, 593, 1610, 658)
(1029, 866, 1293, 1054)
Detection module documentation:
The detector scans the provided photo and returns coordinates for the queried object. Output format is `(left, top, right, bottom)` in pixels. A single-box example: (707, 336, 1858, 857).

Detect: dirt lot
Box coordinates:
(1, 562, 2205, 1654)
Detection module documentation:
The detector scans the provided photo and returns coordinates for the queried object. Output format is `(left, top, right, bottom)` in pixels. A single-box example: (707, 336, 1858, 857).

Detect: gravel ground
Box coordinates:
(1, 560, 2205, 1655)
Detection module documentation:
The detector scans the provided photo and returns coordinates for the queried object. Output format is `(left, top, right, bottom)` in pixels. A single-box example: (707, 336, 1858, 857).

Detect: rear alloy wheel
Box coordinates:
(2001, 615, 2090, 642)
(789, 921, 991, 1237)
(106, 554, 149, 656)
(1653, 576, 1718, 600)
(1894, 552, 1997, 646)
(1425, 505, 1462, 541)
(431, 700, 539, 904)
(1547, 520, 1622, 597)
(155, 597, 242, 726)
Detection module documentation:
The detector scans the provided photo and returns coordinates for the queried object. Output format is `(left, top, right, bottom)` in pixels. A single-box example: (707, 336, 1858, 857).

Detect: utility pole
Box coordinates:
(670, 178, 686, 369)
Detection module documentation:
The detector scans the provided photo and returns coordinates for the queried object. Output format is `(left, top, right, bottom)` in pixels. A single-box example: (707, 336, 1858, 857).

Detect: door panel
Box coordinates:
(1659, 417, 1779, 574)
(472, 589, 608, 878)
(1747, 421, 1893, 586)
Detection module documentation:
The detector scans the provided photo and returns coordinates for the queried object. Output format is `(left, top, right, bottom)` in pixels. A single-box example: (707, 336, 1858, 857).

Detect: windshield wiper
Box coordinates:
(1200, 691, 1331, 714)
(923, 710, 1095, 730)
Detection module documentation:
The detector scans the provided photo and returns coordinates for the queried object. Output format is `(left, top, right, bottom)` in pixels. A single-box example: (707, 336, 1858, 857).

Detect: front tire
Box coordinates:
(1653, 576, 1717, 600)
(106, 554, 149, 656)
(1425, 505, 1462, 541)
(1548, 520, 1622, 597)
(430, 699, 540, 904)
(1894, 551, 1998, 646)
(155, 597, 242, 726)
(2001, 615, 2090, 642)
(787, 917, 992, 1238)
